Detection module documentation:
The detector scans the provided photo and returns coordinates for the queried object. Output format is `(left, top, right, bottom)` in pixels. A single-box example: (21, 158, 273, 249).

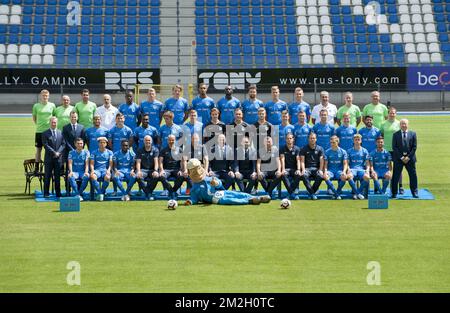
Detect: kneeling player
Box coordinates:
(90, 137, 113, 201)
(135, 135, 160, 200)
(369, 136, 392, 195)
(67, 138, 90, 201)
(112, 139, 136, 201)
(323, 136, 349, 200)
(186, 158, 270, 205)
(346, 134, 371, 199)
(159, 134, 187, 200)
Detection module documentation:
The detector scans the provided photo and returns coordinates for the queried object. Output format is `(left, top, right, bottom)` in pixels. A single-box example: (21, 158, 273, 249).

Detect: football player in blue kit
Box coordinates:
(241, 84, 264, 125)
(293, 110, 312, 149)
(84, 115, 109, 153)
(289, 87, 311, 125)
(118, 90, 141, 130)
(359, 115, 381, 154)
(191, 83, 216, 126)
(369, 136, 393, 195)
(164, 84, 190, 125)
(264, 85, 287, 126)
(346, 134, 371, 199)
(108, 112, 134, 153)
(323, 136, 349, 200)
(312, 109, 335, 151)
(335, 112, 358, 151)
(140, 87, 164, 130)
(67, 137, 90, 201)
(89, 137, 114, 201)
(217, 85, 241, 125)
(112, 139, 136, 201)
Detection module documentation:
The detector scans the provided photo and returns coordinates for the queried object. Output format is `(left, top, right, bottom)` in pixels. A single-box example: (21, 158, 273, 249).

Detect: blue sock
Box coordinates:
(126, 177, 136, 194)
(373, 179, 382, 193)
(348, 179, 358, 194)
(79, 177, 89, 195)
(92, 180, 100, 193)
(114, 177, 126, 194)
(325, 180, 337, 194)
(69, 177, 78, 195)
(337, 180, 346, 194)
(382, 180, 390, 194)
(358, 180, 369, 195)
(101, 181, 109, 194)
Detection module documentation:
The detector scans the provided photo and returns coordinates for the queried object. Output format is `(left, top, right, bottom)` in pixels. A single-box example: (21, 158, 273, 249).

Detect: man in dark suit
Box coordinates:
(391, 119, 418, 198)
(42, 116, 66, 197)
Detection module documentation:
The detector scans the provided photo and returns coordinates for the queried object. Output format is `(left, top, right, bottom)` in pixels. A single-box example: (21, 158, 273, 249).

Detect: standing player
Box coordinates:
(312, 109, 335, 151)
(241, 84, 264, 125)
(164, 84, 190, 126)
(135, 135, 160, 200)
(96, 94, 118, 130)
(362, 91, 388, 129)
(217, 85, 241, 125)
(254, 107, 273, 151)
(89, 137, 113, 201)
(293, 110, 312, 149)
(346, 134, 370, 199)
(184, 109, 203, 137)
(279, 110, 295, 148)
(67, 137, 90, 201)
(289, 87, 311, 125)
(233, 136, 258, 194)
(32, 89, 56, 163)
(112, 139, 136, 201)
(311, 91, 337, 125)
(369, 136, 392, 195)
(74, 89, 97, 128)
(257, 136, 282, 199)
(203, 108, 226, 144)
(140, 87, 164, 130)
(118, 91, 140, 130)
(159, 134, 187, 200)
(54, 95, 73, 130)
(359, 115, 381, 154)
(191, 83, 215, 126)
(133, 113, 160, 151)
(336, 92, 362, 127)
(159, 111, 183, 149)
(335, 112, 357, 151)
(84, 115, 109, 153)
(280, 133, 301, 200)
(108, 112, 134, 153)
(323, 136, 349, 200)
(264, 85, 287, 126)
(299, 133, 324, 200)
(381, 106, 403, 194)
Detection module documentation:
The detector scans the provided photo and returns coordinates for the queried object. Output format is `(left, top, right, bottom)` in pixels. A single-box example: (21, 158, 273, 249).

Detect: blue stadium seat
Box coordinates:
(275, 26, 284, 35)
(93, 26, 102, 34)
(207, 36, 217, 44)
(277, 46, 287, 54)
(285, 7, 295, 16)
(242, 35, 251, 44)
(207, 46, 217, 55)
(230, 36, 239, 44)
(356, 35, 366, 43)
(336, 55, 346, 63)
(264, 26, 273, 34)
(92, 36, 101, 44)
(333, 26, 343, 34)
(359, 54, 369, 64)
(355, 25, 366, 34)
(265, 36, 275, 44)
(381, 44, 391, 53)
(91, 55, 100, 65)
(345, 25, 355, 34)
(335, 35, 344, 44)
(393, 44, 403, 53)
(55, 55, 65, 65)
(253, 26, 262, 35)
(331, 16, 341, 24)
(276, 36, 286, 44)
(231, 45, 241, 54)
(345, 35, 355, 43)
(254, 46, 264, 55)
(219, 55, 229, 65)
(383, 54, 394, 64)
(439, 34, 449, 42)
(197, 55, 206, 65)
(68, 36, 78, 44)
(80, 46, 89, 55)
(243, 55, 253, 65)
(242, 27, 250, 35)
(347, 44, 356, 53)
(79, 55, 89, 65)
(358, 44, 368, 53)
(127, 55, 137, 65)
(104, 45, 113, 55)
(388, 15, 399, 24)
(354, 16, 364, 24)
(55, 46, 65, 55)
(371, 54, 381, 64)
(21, 35, 31, 44)
(80, 36, 89, 44)
(254, 35, 263, 44)
(56, 35, 65, 44)
(369, 44, 379, 53)
(209, 55, 218, 65)
(343, 16, 353, 24)
(127, 37, 137, 45)
(255, 55, 264, 65)
(368, 34, 378, 43)
(267, 55, 276, 65)
(207, 26, 217, 35)
(329, 6, 339, 15)
(335, 44, 345, 53)
(219, 36, 228, 44)
(230, 26, 239, 35)
(150, 55, 159, 65)
(288, 35, 297, 44)
(196, 45, 205, 55)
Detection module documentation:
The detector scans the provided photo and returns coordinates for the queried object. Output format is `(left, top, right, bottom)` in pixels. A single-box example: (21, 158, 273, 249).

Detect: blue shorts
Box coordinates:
(350, 169, 366, 180)
(327, 170, 344, 180)
(114, 170, 133, 181)
(71, 172, 88, 180)
(375, 170, 389, 179)
(94, 169, 108, 180)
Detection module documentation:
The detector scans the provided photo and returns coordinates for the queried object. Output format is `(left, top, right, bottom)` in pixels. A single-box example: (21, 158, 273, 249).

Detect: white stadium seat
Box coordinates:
(0, 54, 4, 64)
(402, 24, 412, 33)
(398, 0, 408, 5)
(298, 25, 308, 35)
(18, 55, 29, 64)
(410, 5, 421, 14)
(297, 16, 307, 25)
(322, 35, 332, 44)
(351, 0, 362, 5)
(431, 53, 442, 63)
(296, 6, 306, 16)
(390, 24, 401, 34)
(30, 55, 42, 64)
(9, 15, 20, 24)
(307, 7, 317, 16)
(19, 44, 30, 55)
(378, 24, 389, 34)
(308, 16, 318, 25)
(323, 45, 333, 54)
(10, 5, 21, 15)
(312, 55, 324, 64)
(318, 0, 328, 5)
(6, 54, 17, 64)
(300, 45, 310, 55)
(321, 25, 332, 35)
(392, 33, 402, 44)
(411, 14, 422, 24)
(318, 6, 329, 16)
(43, 55, 54, 64)
(309, 25, 320, 35)
(413, 24, 424, 33)
(427, 33, 438, 43)
(429, 43, 440, 53)
(324, 54, 335, 64)
(307, 0, 317, 6)
(341, 0, 351, 5)
(353, 6, 363, 15)
(423, 14, 434, 24)
(422, 4, 432, 14)
(301, 55, 312, 64)
(0, 15, 8, 24)
(425, 23, 436, 33)
(0, 44, 5, 54)
(403, 33, 414, 43)
(405, 43, 416, 54)
(311, 45, 322, 54)
(320, 16, 330, 25)
(400, 15, 411, 24)
(310, 35, 321, 44)
(417, 43, 428, 53)
(299, 35, 309, 45)
(31, 44, 42, 54)
(415, 33, 426, 43)
(0, 5, 9, 15)
(7, 44, 18, 54)
(398, 5, 409, 15)
(419, 53, 430, 63)
(44, 45, 55, 55)
(407, 53, 419, 63)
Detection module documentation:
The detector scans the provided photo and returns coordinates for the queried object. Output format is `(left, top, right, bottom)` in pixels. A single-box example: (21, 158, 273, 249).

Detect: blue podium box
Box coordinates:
(368, 194, 388, 209)
(60, 196, 80, 212)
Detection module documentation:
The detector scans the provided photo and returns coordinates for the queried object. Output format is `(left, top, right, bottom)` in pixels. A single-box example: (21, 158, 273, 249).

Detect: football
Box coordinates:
(280, 198, 291, 209)
(167, 199, 178, 210)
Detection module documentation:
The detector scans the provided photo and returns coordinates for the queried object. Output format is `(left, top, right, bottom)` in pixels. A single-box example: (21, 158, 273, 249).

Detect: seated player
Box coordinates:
(135, 135, 160, 200)
(346, 134, 371, 200)
(89, 137, 113, 201)
(369, 136, 393, 195)
(67, 137, 90, 201)
(323, 136, 349, 200)
(299, 132, 324, 200)
(233, 136, 258, 193)
(159, 134, 187, 200)
(185, 158, 271, 205)
(112, 139, 136, 201)
(280, 133, 301, 200)
(207, 134, 234, 190)
(257, 136, 282, 199)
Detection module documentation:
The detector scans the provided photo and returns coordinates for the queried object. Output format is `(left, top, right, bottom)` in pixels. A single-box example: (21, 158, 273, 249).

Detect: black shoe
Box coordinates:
(43, 194, 50, 198)
(399, 187, 405, 195)
(391, 194, 397, 199)
(412, 192, 419, 198)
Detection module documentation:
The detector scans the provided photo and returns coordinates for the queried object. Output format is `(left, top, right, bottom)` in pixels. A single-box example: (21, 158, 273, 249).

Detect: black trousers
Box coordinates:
(235, 171, 257, 193)
(44, 157, 62, 197)
(160, 169, 186, 195)
(301, 168, 323, 195)
(392, 160, 418, 196)
(259, 171, 282, 194)
(281, 168, 301, 194)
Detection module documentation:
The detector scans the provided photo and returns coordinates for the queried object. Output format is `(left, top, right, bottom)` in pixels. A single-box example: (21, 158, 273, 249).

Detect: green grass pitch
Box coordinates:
(0, 116, 449, 293)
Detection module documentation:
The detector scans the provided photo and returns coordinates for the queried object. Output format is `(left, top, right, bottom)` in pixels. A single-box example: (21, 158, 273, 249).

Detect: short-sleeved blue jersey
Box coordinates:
(184, 121, 204, 136)
(278, 124, 295, 148)
(164, 97, 189, 125)
(118, 102, 140, 130)
(217, 96, 241, 125)
(134, 125, 160, 149)
(85, 126, 109, 153)
(140, 100, 164, 130)
(293, 123, 312, 149)
(68, 149, 90, 174)
(312, 123, 335, 151)
(265, 100, 287, 126)
(369, 149, 391, 172)
(335, 125, 358, 151)
(347, 147, 369, 170)
(108, 125, 133, 153)
(90, 148, 113, 171)
(325, 147, 348, 172)
(289, 101, 311, 125)
(242, 99, 264, 125)
(191, 96, 216, 125)
(159, 124, 183, 149)
(113, 149, 135, 172)
(359, 127, 381, 154)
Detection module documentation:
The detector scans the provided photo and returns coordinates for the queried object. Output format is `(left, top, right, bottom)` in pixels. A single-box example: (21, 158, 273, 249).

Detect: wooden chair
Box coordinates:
(23, 159, 44, 194)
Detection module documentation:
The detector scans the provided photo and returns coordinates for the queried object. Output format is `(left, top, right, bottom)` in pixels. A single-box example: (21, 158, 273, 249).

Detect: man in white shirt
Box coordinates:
(96, 94, 118, 130)
(311, 91, 338, 126)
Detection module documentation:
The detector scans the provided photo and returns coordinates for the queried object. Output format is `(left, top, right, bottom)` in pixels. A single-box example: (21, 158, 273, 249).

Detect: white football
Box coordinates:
(280, 198, 291, 209)
(167, 199, 178, 210)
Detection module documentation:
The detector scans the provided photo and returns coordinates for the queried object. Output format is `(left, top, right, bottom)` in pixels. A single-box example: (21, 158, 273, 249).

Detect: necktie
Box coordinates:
(72, 124, 76, 134)
(403, 131, 407, 147)
(52, 130, 57, 142)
